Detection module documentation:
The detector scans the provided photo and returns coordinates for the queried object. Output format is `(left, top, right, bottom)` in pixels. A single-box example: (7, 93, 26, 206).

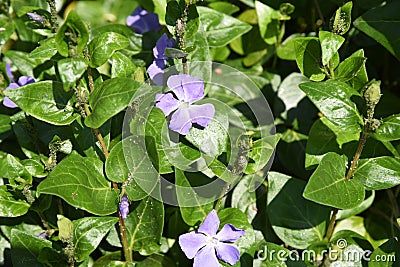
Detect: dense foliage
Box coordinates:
(0, 0, 400, 266)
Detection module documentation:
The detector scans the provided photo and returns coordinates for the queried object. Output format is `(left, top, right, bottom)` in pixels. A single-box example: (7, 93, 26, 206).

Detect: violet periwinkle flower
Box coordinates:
(147, 33, 175, 85)
(27, 12, 45, 23)
(155, 74, 215, 135)
(3, 63, 35, 108)
(38, 232, 49, 239)
(119, 194, 129, 220)
(126, 7, 162, 34)
(179, 210, 245, 267)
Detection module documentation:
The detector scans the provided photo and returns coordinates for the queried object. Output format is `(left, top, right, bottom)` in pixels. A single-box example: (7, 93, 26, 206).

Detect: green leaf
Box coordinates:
(6, 154, 33, 188)
(372, 114, 400, 142)
(294, 37, 325, 81)
(110, 51, 137, 78)
(303, 152, 365, 209)
(73, 217, 118, 262)
(276, 33, 302, 61)
(175, 169, 214, 226)
(105, 140, 148, 201)
(0, 185, 30, 217)
(255, 1, 280, 45)
(55, 10, 89, 57)
(4, 81, 79, 126)
(126, 196, 164, 256)
(354, 156, 400, 190)
(244, 135, 279, 174)
(37, 151, 119, 216)
(208, 2, 240, 15)
(88, 32, 130, 68)
(369, 238, 400, 267)
(319, 30, 345, 66)
(231, 174, 258, 222)
(299, 80, 363, 137)
(29, 38, 58, 59)
(136, 254, 176, 267)
(4, 50, 41, 77)
(11, 229, 54, 267)
(267, 172, 331, 249)
(334, 56, 366, 82)
(345, 49, 369, 90)
(354, 1, 400, 60)
(85, 78, 143, 128)
(337, 190, 375, 220)
(58, 58, 88, 89)
(21, 157, 47, 178)
(57, 214, 74, 242)
(331, 1, 352, 35)
(197, 6, 251, 47)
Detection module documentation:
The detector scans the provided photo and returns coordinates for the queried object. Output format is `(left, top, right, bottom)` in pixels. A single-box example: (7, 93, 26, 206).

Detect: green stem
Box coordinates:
(214, 184, 230, 211)
(325, 208, 338, 242)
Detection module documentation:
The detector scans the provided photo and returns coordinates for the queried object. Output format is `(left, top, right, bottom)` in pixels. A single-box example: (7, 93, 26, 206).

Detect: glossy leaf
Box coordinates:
(354, 156, 400, 190)
(331, 1, 352, 35)
(11, 229, 54, 267)
(354, 1, 400, 60)
(197, 6, 251, 47)
(105, 140, 148, 201)
(4, 50, 41, 77)
(37, 151, 119, 216)
(88, 32, 130, 68)
(372, 114, 400, 142)
(319, 30, 345, 66)
(136, 254, 176, 267)
(85, 78, 143, 128)
(73, 217, 118, 262)
(369, 238, 400, 267)
(125, 196, 164, 256)
(345, 49, 369, 91)
(294, 37, 325, 81)
(299, 80, 363, 137)
(208, 2, 240, 15)
(4, 81, 79, 126)
(231, 174, 258, 222)
(267, 172, 331, 249)
(29, 38, 58, 59)
(244, 135, 278, 174)
(6, 154, 33, 188)
(55, 10, 89, 57)
(334, 56, 366, 82)
(255, 1, 280, 45)
(58, 58, 88, 89)
(0, 186, 30, 217)
(111, 51, 136, 78)
(175, 169, 214, 226)
(303, 152, 365, 209)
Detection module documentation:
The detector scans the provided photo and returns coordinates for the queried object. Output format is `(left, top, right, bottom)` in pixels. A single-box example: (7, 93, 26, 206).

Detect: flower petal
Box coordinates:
(153, 33, 175, 60)
(167, 74, 204, 103)
(179, 232, 208, 259)
(17, 76, 35, 86)
(188, 103, 215, 128)
(147, 60, 166, 85)
(193, 245, 220, 267)
(119, 194, 129, 220)
(169, 106, 192, 135)
(126, 7, 161, 34)
(155, 92, 180, 116)
(3, 97, 18, 108)
(216, 224, 245, 242)
(6, 82, 20, 90)
(198, 210, 220, 237)
(6, 63, 13, 82)
(215, 243, 241, 265)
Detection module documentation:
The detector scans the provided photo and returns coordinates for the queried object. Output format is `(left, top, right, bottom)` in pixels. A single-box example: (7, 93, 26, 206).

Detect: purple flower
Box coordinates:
(27, 12, 45, 23)
(126, 7, 162, 34)
(38, 232, 49, 239)
(3, 63, 35, 108)
(119, 194, 129, 220)
(147, 33, 175, 85)
(155, 74, 215, 135)
(179, 210, 245, 267)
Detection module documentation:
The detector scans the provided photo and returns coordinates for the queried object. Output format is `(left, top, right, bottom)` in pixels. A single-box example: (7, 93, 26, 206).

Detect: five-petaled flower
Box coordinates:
(3, 63, 35, 108)
(126, 7, 162, 34)
(155, 74, 215, 135)
(179, 210, 245, 267)
(119, 194, 130, 220)
(147, 33, 175, 85)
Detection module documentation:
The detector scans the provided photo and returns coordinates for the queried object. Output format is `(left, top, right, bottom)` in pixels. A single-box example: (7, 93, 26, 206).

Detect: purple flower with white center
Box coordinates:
(27, 12, 45, 23)
(179, 210, 245, 267)
(155, 74, 215, 135)
(126, 7, 162, 34)
(3, 63, 35, 108)
(147, 33, 175, 85)
(119, 194, 129, 220)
